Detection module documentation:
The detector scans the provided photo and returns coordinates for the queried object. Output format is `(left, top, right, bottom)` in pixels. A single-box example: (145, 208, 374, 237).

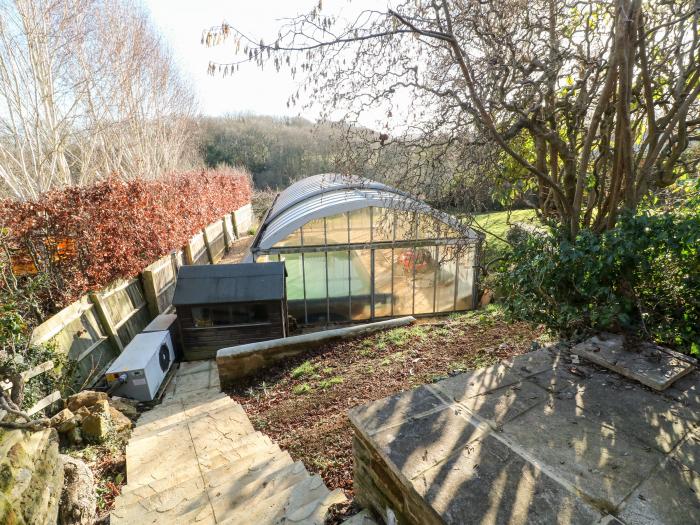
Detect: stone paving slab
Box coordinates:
(350, 347, 700, 525)
(568, 368, 699, 454)
(672, 425, 700, 472)
(617, 456, 700, 524)
(412, 431, 603, 524)
(431, 379, 548, 430)
(662, 370, 700, 415)
(572, 333, 695, 391)
(499, 395, 665, 509)
(364, 404, 489, 480)
(349, 384, 449, 436)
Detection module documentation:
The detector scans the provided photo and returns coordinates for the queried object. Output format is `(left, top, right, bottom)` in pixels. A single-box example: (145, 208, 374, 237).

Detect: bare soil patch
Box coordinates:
(227, 308, 547, 499)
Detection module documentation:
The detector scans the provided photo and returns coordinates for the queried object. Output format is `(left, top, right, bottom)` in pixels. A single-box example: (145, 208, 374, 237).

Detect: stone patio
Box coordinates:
(349, 345, 700, 524)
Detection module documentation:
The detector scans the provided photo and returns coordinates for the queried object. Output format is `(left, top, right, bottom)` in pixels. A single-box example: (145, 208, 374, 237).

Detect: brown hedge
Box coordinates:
(1, 168, 251, 312)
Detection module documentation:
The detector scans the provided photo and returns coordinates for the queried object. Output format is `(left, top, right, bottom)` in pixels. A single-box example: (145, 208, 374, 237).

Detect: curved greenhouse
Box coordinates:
(248, 174, 483, 325)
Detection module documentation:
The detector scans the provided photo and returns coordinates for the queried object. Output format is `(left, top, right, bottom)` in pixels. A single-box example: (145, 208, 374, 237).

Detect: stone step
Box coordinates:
(118, 449, 296, 515)
(129, 404, 251, 450)
(283, 488, 347, 525)
(111, 491, 215, 525)
(122, 433, 279, 494)
(343, 509, 379, 524)
(115, 460, 310, 525)
(202, 447, 293, 489)
(161, 386, 225, 407)
(215, 474, 332, 524)
(123, 433, 278, 495)
(195, 433, 278, 471)
(208, 460, 311, 520)
(135, 393, 232, 428)
(131, 402, 250, 442)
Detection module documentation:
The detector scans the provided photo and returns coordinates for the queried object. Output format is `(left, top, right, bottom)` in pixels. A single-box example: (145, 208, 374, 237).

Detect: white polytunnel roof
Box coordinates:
(251, 173, 480, 251)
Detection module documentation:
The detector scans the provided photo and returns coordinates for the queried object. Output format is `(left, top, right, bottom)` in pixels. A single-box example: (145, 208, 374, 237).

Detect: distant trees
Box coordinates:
(198, 115, 341, 188)
(205, 0, 700, 238)
(0, 0, 198, 200)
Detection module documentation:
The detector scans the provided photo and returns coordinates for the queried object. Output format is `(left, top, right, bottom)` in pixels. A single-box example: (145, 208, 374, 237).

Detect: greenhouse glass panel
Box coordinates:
(442, 223, 463, 239)
(417, 214, 442, 240)
(326, 212, 349, 244)
(281, 253, 305, 321)
(413, 246, 437, 314)
(373, 248, 393, 317)
(327, 250, 350, 321)
(372, 207, 394, 242)
(350, 250, 371, 320)
(304, 252, 327, 323)
(392, 247, 415, 315)
(302, 217, 326, 246)
(455, 247, 475, 310)
(394, 210, 416, 241)
(275, 228, 302, 247)
(436, 246, 458, 312)
(349, 209, 371, 244)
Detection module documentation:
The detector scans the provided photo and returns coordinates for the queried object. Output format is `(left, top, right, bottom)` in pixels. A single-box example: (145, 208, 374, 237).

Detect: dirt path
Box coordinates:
(219, 235, 254, 264)
(227, 309, 546, 499)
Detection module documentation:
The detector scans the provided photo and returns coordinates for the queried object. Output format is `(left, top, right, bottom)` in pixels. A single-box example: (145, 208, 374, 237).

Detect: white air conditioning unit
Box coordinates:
(105, 331, 175, 401)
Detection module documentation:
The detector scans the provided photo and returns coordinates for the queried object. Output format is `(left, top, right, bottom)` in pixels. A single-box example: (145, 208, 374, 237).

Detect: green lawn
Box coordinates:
(470, 209, 538, 263)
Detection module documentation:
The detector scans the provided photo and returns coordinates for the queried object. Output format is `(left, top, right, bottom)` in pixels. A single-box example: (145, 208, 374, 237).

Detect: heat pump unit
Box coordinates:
(105, 331, 175, 401)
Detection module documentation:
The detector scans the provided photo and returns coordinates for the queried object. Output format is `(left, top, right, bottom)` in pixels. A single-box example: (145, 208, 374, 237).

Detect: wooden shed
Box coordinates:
(172, 262, 288, 361)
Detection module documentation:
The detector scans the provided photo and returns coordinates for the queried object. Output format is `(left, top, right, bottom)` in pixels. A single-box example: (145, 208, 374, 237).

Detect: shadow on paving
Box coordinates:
(349, 345, 700, 525)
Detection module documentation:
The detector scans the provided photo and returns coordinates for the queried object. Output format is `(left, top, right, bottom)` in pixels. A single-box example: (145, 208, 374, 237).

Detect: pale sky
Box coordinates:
(144, 0, 383, 121)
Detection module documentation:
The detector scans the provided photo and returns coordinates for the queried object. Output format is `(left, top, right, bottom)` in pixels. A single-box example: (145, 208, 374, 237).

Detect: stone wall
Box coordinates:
(0, 427, 64, 524)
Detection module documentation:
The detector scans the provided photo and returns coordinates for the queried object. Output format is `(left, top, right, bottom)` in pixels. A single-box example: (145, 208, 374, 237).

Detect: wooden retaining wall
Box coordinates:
(29, 205, 252, 390)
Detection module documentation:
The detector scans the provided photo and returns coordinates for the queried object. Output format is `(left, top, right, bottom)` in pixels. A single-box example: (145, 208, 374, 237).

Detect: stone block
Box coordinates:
(50, 408, 77, 433)
(108, 397, 138, 420)
(80, 414, 110, 443)
(66, 390, 107, 412)
(109, 407, 133, 433)
(88, 399, 110, 417)
(0, 428, 63, 525)
(571, 333, 694, 391)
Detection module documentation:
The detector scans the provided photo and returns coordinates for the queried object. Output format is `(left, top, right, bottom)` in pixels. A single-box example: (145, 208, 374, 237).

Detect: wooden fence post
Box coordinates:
(203, 227, 215, 264)
(184, 241, 195, 265)
(89, 291, 124, 353)
(141, 270, 160, 318)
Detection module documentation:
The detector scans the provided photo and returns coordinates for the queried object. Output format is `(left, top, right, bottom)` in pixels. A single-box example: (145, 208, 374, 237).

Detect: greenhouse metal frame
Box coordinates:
(248, 174, 483, 325)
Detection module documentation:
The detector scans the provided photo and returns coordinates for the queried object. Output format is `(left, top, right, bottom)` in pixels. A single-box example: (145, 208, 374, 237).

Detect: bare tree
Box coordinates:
(0, 0, 198, 201)
(206, 0, 699, 238)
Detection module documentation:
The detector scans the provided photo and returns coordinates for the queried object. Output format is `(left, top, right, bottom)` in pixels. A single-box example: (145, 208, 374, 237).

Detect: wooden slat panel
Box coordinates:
(27, 391, 61, 416)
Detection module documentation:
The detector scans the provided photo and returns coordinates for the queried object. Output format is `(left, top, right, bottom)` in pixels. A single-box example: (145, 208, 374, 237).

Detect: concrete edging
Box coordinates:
(216, 316, 416, 388)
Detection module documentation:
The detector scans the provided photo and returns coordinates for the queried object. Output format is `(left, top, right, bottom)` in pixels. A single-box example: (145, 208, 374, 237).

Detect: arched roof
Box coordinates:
(252, 174, 480, 251)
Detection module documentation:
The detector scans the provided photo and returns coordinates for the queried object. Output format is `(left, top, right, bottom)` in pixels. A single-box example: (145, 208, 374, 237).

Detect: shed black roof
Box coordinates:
(172, 262, 287, 305)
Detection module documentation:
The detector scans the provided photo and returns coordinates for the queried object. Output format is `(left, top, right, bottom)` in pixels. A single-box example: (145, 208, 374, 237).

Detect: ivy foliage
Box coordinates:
(497, 210, 700, 355)
(0, 254, 71, 411)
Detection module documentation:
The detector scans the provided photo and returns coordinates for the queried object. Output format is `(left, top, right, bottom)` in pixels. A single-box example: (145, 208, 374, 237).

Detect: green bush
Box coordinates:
(497, 211, 699, 354)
